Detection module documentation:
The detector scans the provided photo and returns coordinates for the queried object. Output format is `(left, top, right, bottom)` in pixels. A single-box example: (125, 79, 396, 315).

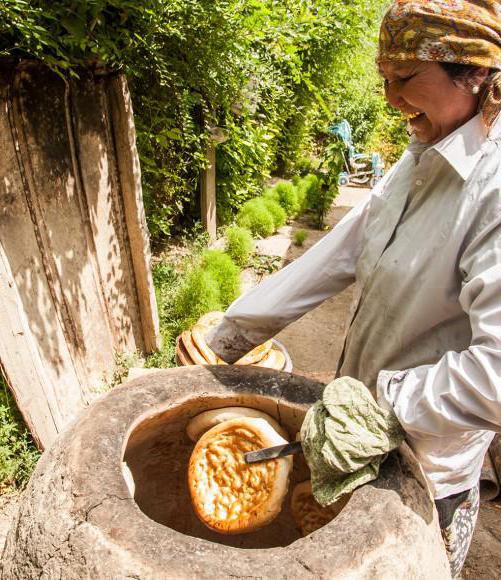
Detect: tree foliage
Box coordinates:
(0, 0, 401, 241)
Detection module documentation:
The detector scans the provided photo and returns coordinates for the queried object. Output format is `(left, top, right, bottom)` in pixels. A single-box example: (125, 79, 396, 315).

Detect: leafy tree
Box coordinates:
(0, 0, 399, 240)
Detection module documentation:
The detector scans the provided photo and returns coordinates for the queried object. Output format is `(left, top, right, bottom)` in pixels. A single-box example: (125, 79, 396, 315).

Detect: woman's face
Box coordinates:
(379, 61, 479, 144)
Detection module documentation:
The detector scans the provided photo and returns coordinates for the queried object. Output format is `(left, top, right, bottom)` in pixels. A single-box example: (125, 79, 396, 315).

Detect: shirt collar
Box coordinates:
(430, 113, 488, 181)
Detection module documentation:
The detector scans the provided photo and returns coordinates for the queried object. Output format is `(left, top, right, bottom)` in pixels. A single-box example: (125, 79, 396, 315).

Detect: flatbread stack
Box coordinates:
(176, 311, 286, 370)
(290, 480, 350, 536)
(187, 413, 292, 535)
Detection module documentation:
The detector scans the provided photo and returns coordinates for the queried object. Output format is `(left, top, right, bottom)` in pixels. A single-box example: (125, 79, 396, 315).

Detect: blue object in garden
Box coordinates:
(329, 120, 385, 188)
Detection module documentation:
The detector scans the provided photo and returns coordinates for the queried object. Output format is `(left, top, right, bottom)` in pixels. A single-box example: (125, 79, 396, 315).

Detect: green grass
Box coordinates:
(0, 377, 40, 492)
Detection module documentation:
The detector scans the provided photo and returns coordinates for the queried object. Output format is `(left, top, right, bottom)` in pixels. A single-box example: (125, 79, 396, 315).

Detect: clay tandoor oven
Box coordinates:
(2, 366, 450, 579)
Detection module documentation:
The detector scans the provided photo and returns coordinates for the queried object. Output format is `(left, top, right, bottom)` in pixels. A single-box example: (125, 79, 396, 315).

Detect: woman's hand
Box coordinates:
(300, 377, 404, 506)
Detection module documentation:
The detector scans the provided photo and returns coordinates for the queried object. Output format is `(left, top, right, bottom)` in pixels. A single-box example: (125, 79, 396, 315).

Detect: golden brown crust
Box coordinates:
(186, 407, 289, 442)
(181, 330, 208, 365)
(291, 480, 350, 536)
(188, 418, 292, 534)
(191, 312, 225, 365)
(197, 311, 225, 327)
(235, 340, 273, 365)
(255, 348, 286, 370)
(176, 335, 195, 366)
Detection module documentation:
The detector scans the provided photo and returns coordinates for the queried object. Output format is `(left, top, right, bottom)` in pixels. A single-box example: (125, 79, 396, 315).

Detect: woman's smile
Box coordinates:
(379, 61, 480, 144)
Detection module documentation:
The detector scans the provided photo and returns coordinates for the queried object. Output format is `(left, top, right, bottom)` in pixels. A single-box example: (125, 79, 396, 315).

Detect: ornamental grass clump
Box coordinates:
(225, 226, 254, 267)
(271, 182, 300, 217)
(262, 198, 287, 230)
(295, 174, 321, 212)
(293, 229, 309, 247)
(237, 198, 275, 238)
(302, 173, 336, 229)
(302, 174, 323, 211)
(172, 268, 222, 332)
(201, 250, 241, 306)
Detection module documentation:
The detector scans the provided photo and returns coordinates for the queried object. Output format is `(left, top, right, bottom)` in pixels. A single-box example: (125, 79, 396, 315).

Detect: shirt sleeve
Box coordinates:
(377, 194, 501, 437)
(207, 193, 372, 363)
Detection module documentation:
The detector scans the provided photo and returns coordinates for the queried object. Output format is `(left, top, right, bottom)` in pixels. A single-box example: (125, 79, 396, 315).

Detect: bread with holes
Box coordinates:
(188, 417, 292, 534)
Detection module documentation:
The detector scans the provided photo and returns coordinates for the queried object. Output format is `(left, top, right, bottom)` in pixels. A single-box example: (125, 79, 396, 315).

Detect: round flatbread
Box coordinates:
(197, 311, 225, 327)
(176, 335, 195, 366)
(235, 340, 273, 365)
(188, 418, 292, 535)
(186, 407, 289, 442)
(291, 480, 349, 536)
(255, 348, 286, 370)
(191, 313, 225, 365)
(181, 330, 207, 366)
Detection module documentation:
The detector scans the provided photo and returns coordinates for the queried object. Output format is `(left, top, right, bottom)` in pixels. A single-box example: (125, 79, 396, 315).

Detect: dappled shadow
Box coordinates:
(0, 60, 150, 429)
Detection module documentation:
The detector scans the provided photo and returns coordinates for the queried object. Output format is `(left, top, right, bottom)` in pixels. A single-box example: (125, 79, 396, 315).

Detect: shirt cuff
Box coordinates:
(376, 369, 408, 413)
(206, 318, 259, 364)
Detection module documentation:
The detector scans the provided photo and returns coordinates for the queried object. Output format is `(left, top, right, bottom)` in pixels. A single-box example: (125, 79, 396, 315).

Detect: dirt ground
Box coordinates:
(1, 190, 500, 577)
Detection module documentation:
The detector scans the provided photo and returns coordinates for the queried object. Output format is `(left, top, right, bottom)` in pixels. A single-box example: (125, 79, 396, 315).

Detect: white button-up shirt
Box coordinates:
(208, 113, 501, 499)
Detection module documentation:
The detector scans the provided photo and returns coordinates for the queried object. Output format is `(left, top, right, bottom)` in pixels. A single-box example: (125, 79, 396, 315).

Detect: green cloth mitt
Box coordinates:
(300, 376, 404, 507)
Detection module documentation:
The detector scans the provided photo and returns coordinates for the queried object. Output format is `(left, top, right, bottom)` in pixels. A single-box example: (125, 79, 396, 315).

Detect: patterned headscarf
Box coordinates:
(378, 0, 501, 127)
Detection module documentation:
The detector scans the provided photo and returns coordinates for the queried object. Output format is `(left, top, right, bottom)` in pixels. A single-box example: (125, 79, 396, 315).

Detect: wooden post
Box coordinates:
(200, 127, 228, 242)
(201, 143, 217, 242)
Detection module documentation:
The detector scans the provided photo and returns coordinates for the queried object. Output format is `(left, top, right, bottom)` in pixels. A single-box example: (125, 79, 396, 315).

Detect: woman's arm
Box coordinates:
(377, 201, 501, 436)
(208, 192, 373, 363)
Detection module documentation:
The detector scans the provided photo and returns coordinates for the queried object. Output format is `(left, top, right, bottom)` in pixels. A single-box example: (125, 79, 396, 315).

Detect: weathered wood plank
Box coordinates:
(71, 74, 145, 355)
(0, 244, 65, 447)
(107, 76, 160, 353)
(0, 62, 160, 448)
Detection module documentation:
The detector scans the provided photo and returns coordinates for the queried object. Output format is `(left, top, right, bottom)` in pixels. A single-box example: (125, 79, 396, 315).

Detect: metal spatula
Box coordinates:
(244, 441, 303, 464)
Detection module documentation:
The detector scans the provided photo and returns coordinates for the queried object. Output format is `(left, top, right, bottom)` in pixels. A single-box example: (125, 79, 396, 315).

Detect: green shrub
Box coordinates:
(263, 187, 280, 203)
(300, 174, 323, 211)
(148, 244, 242, 369)
(261, 198, 287, 230)
(237, 198, 275, 238)
(172, 267, 222, 332)
(225, 226, 254, 266)
(201, 250, 241, 306)
(307, 182, 337, 230)
(293, 229, 309, 247)
(0, 379, 40, 491)
(295, 174, 321, 212)
(294, 156, 317, 177)
(272, 182, 300, 217)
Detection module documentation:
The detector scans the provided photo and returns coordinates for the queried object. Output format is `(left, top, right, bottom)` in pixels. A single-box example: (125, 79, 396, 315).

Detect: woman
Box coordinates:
(208, 1, 501, 575)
